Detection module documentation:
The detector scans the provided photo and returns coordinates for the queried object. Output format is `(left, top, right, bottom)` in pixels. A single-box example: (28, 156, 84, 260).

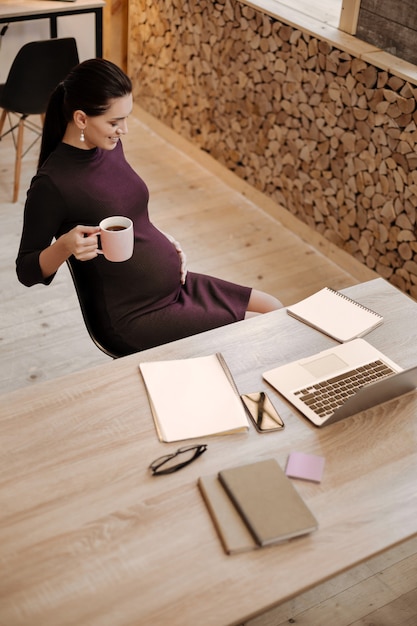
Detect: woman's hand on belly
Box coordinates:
(159, 231, 188, 284)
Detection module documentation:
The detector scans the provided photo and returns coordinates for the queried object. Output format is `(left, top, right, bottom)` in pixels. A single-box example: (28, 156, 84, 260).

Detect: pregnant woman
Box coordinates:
(16, 58, 282, 356)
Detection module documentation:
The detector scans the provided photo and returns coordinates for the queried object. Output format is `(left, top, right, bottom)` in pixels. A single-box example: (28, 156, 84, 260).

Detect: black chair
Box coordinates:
(0, 38, 79, 202)
(66, 258, 126, 360)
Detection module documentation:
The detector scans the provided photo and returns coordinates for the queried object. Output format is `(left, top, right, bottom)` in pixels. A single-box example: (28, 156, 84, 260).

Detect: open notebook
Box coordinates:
(263, 339, 417, 427)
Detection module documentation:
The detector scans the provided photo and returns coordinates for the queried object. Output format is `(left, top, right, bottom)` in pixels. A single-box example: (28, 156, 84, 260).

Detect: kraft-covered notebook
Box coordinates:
(198, 474, 258, 555)
(218, 459, 318, 547)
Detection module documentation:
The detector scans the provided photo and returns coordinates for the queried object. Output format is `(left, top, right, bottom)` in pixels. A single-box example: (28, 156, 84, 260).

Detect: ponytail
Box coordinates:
(38, 83, 67, 169)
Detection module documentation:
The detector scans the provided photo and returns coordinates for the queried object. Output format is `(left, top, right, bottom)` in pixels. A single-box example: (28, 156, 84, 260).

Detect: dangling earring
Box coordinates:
(80, 129, 85, 142)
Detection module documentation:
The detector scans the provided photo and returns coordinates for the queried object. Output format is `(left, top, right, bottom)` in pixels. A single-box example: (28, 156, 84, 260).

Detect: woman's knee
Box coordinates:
(246, 289, 283, 314)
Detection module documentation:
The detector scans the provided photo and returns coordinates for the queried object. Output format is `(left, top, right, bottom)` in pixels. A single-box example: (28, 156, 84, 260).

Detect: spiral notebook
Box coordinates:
(286, 287, 383, 342)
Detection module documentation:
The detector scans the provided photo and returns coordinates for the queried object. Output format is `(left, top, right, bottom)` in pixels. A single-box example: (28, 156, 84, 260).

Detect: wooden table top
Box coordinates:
(0, 0, 105, 19)
(1, 278, 417, 626)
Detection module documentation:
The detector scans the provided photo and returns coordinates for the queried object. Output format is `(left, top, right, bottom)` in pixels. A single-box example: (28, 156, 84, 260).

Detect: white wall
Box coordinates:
(0, 14, 96, 82)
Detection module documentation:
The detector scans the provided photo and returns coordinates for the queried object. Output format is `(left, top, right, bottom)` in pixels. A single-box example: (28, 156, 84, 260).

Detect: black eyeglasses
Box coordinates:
(149, 444, 207, 476)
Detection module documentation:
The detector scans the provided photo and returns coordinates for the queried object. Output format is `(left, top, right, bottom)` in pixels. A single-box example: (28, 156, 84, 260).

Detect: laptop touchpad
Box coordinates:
(301, 353, 348, 378)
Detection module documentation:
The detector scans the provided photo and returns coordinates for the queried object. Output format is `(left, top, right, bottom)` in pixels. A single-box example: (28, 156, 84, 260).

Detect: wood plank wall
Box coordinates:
(356, 0, 417, 65)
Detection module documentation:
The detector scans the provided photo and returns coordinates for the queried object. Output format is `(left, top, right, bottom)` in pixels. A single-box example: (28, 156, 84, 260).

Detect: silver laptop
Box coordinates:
(263, 338, 417, 427)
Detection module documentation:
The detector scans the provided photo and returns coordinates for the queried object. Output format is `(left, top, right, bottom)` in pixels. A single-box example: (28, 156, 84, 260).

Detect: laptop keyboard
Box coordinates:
(294, 360, 396, 419)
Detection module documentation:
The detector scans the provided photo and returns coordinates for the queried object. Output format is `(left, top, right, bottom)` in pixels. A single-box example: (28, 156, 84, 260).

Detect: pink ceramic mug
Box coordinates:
(98, 216, 134, 262)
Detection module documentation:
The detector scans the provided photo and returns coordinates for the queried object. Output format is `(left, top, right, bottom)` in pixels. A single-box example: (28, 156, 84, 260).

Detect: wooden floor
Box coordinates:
(1, 107, 416, 625)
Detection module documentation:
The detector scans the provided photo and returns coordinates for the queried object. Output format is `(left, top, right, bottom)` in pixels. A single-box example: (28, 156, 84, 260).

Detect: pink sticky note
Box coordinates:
(285, 451, 325, 483)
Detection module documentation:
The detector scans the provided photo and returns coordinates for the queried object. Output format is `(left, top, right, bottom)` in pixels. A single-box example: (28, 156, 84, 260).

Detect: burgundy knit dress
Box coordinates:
(16, 141, 251, 354)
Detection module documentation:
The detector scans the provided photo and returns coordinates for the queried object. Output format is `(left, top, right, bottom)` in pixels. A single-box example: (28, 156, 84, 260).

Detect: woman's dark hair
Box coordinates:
(38, 58, 132, 168)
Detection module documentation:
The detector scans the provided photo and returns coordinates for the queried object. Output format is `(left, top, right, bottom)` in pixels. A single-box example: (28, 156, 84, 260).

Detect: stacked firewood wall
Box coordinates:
(129, 0, 417, 298)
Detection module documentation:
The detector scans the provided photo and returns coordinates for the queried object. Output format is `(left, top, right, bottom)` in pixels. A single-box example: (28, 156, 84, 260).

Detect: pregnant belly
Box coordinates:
(105, 234, 182, 316)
